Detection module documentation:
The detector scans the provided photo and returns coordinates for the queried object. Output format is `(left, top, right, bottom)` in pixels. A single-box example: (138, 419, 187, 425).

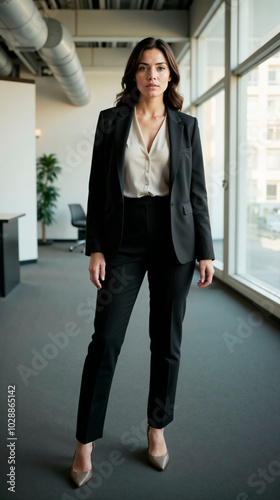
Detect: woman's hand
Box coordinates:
(197, 259, 215, 288)
(89, 252, 106, 289)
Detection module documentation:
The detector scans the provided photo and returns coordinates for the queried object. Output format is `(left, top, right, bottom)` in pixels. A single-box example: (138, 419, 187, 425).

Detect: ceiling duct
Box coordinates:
(38, 18, 90, 106)
(0, 0, 90, 106)
(0, 45, 13, 75)
(0, 0, 48, 51)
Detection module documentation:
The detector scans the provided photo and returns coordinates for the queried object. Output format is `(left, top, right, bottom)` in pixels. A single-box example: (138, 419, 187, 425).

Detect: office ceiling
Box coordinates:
(33, 0, 193, 49)
(34, 0, 193, 12)
(0, 0, 193, 80)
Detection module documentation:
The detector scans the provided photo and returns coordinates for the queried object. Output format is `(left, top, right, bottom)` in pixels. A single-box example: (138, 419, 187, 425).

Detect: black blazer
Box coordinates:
(85, 100, 215, 264)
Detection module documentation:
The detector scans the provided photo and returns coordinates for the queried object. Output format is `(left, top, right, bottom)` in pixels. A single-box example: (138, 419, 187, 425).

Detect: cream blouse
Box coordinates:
(123, 106, 170, 198)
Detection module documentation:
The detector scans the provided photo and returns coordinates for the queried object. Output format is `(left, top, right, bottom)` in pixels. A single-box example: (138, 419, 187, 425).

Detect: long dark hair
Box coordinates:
(114, 37, 184, 111)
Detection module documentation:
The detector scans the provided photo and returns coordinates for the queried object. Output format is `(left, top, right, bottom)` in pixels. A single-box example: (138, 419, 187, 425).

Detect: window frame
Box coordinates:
(178, 0, 280, 317)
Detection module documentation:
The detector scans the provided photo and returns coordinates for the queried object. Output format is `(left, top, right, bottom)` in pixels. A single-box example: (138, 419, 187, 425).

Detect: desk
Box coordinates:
(0, 213, 25, 297)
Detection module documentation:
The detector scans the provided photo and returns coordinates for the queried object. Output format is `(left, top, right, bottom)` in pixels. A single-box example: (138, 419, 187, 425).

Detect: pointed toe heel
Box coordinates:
(70, 469, 93, 488)
(148, 450, 169, 471)
(70, 442, 95, 488)
(147, 425, 169, 471)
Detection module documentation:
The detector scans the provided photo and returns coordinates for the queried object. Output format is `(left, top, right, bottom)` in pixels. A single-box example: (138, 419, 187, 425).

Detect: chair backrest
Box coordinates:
(68, 204, 86, 226)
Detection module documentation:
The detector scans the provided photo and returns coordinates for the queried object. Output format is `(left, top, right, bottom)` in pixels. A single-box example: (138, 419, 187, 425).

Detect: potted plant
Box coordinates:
(37, 153, 62, 244)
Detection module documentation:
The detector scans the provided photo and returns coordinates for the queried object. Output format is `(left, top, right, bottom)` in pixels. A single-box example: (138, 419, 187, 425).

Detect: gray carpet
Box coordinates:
(0, 242, 279, 500)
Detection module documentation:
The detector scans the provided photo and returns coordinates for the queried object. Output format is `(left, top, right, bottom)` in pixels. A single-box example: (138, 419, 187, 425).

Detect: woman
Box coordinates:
(70, 37, 215, 488)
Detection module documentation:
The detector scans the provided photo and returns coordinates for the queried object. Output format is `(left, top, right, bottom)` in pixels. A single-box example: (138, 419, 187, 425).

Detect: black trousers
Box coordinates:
(76, 195, 195, 444)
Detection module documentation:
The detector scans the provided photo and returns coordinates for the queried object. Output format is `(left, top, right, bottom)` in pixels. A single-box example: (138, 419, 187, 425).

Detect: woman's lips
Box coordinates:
(146, 85, 159, 88)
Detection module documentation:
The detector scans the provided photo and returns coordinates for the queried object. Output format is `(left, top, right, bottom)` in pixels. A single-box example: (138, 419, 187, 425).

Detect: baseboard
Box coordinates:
(52, 239, 77, 242)
(20, 259, 37, 265)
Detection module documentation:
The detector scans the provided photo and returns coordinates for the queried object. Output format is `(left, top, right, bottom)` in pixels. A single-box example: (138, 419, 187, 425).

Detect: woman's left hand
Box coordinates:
(197, 259, 215, 288)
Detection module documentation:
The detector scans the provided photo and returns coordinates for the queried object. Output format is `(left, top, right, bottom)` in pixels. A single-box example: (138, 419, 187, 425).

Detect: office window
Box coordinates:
(237, 53, 280, 294)
(247, 96, 259, 117)
(266, 184, 277, 199)
(267, 151, 280, 170)
(185, 1, 280, 315)
(197, 91, 225, 265)
(267, 125, 280, 141)
(268, 69, 280, 85)
(247, 124, 258, 141)
(267, 97, 280, 117)
(247, 147, 258, 169)
(238, 0, 280, 62)
(197, 2, 225, 96)
(248, 69, 258, 86)
(179, 50, 191, 108)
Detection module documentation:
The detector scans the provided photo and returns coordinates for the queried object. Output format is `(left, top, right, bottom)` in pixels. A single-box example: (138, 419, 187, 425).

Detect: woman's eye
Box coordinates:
(138, 66, 166, 71)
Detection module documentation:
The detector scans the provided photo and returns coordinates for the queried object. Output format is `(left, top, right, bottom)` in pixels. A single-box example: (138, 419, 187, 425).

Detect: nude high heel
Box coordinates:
(70, 442, 95, 488)
(147, 425, 169, 471)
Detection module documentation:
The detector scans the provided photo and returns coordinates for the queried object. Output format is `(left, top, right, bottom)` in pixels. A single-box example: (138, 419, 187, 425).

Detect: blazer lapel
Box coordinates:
(166, 106, 184, 191)
(113, 102, 136, 193)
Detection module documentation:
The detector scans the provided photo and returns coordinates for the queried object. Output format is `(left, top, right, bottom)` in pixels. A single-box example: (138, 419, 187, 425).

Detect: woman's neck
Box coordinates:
(136, 96, 166, 118)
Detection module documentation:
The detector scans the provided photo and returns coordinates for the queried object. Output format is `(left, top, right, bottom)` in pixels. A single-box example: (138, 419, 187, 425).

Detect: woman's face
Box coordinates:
(134, 48, 172, 99)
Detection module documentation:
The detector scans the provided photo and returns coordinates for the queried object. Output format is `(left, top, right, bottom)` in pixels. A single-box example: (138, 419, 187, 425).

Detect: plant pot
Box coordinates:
(38, 239, 54, 246)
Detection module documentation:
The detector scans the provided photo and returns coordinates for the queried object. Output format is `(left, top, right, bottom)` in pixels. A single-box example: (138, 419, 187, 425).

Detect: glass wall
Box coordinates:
(197, 2, 225, 96)
(238, 0, 280, 62)
(237, 53, 280, 293)
(198, 91, 225, 264)
(179, 50, 191, 109)
(191, 3, 226, 267)
(178, 0, 280, 315)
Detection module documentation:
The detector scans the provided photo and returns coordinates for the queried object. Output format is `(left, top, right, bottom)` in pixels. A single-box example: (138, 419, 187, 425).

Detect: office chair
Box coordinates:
(68, 204, 86, 252)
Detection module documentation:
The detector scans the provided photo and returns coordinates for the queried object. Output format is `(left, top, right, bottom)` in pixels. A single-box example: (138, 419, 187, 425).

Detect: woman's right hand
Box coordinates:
(89, 252, 106, 289)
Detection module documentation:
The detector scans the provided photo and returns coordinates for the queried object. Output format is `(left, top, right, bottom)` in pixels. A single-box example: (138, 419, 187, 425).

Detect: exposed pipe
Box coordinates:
(0, 0, 48, 50)
(38, 17, 90, 106)
(0, 45, 13, 76)
(13, 49, 40, 76)
(48, 0, 59, 8)
(0, 0, 90, 106)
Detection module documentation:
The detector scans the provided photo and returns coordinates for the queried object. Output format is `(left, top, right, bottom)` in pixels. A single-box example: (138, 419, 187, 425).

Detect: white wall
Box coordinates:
(0, 78, 37, 262)
(35, 71, 122, 241)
